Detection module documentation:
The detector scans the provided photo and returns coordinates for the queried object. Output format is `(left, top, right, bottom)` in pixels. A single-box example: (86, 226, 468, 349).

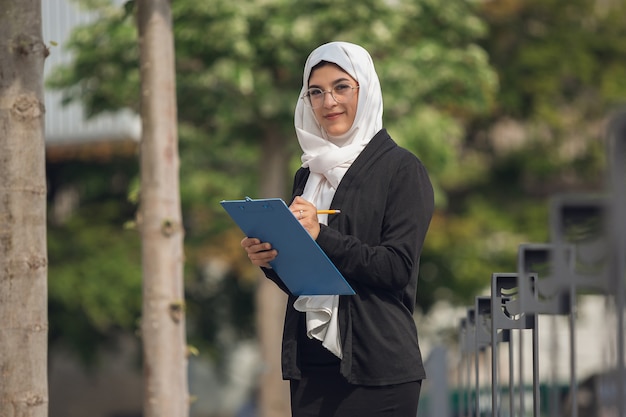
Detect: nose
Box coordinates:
(323, 90, 338, 108)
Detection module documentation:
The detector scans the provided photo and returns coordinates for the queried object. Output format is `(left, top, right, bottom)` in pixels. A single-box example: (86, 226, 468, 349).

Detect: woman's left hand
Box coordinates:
(289, 196, 320, 240)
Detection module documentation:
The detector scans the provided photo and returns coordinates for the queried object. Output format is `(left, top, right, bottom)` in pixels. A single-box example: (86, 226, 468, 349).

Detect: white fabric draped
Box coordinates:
(292, 42, 383, 358)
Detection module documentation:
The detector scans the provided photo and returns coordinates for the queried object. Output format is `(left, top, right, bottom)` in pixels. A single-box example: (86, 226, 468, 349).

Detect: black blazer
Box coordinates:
(264, 128, 434, 386)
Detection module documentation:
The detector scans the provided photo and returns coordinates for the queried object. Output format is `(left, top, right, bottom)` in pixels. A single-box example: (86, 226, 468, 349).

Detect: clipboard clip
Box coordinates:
(235, 197, 276, 212)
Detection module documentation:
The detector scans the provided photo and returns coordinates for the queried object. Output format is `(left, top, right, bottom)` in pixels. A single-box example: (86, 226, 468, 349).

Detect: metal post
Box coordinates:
(606, 110, 626, 417)
(532, 316, 540, 417)
(460, 318, 467, 417)
(549, 316, 560, 417)
(549, 193, 614, 417)
(517, 244, 574, 416)
(475, 297, 492, 417)
(569, 287, 578, 417)
(491, 273, 536, 417)
(492, 310, 499, 416)
(519, 328, 525, 417)
(509, 332, 514, 417)
(467, 308, 477, 417)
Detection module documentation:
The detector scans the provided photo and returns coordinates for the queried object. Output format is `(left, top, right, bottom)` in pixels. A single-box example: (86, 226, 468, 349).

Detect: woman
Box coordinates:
(241, 41, 434, 417)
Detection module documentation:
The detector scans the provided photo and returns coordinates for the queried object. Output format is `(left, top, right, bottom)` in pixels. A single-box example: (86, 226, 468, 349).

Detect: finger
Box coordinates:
(241, 237, 257, 248)
(249, 249, 277, 267)
(242, 238, 269, 252)
(292, 196, 308, 205)
(250, 249, 276, 261)
(290, 196, 310, 211)
(294, 208, 305, 220)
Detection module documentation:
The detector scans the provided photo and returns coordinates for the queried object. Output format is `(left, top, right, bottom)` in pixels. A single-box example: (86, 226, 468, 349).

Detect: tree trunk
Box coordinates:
(0, 1, 49, 416)
(136, 1, 188, 416)
(256, 131, 291, 417)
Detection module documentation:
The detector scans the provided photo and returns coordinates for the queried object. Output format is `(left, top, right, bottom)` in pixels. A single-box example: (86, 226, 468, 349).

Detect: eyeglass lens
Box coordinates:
(304, 84, 357, 108)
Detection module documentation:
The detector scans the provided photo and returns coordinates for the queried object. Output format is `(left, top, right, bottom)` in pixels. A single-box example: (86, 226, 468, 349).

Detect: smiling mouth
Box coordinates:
(325, 112, 343, 119)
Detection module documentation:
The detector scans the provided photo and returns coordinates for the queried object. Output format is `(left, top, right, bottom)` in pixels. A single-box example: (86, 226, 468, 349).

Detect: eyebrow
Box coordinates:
(308, 77, 353, 89)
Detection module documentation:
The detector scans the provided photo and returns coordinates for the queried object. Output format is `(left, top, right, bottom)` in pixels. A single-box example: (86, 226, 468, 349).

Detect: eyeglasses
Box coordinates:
(301, 84, 359, 108)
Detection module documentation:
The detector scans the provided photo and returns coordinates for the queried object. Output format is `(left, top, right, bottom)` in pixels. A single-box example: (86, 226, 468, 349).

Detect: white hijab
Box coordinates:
(292, 42, 383, 358)
(294, 41, 384, 191)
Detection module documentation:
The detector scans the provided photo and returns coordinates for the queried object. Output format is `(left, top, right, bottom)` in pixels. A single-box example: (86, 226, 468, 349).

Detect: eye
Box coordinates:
(334, 83, 352, 92)
(307, 88, 323, 97)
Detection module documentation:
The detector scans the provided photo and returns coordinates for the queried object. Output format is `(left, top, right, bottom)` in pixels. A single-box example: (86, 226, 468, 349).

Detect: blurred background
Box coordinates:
(42, 0, 626, 416)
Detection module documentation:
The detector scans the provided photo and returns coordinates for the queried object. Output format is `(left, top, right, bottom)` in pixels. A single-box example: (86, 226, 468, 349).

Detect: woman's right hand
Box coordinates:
(241, 237, 278, 268)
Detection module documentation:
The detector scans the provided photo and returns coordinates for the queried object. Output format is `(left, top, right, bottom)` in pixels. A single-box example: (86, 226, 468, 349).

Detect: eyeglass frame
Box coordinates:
(300, 84, 360, 108)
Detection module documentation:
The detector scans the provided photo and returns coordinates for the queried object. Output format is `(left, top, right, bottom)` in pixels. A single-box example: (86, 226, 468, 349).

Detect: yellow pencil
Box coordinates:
(317, 209, 341, 215)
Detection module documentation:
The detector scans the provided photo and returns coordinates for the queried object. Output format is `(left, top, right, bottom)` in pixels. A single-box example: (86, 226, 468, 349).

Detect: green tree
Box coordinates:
(48, 0, 497, 303)
(48, 1, 498, 415)
(477, 0, 626, 191)
(44, 4, 626, 382)
(424, 0, 626, 309)
(47, 158, 142, 364)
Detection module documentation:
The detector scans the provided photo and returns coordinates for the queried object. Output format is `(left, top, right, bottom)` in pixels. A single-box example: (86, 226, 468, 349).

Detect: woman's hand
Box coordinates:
(241, 237, 278, 268)
(289, 196, 321, 240)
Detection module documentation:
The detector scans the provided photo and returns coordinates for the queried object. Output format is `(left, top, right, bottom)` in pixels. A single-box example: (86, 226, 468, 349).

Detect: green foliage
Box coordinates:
(420, 0, 626, 311)
(479, 0, 626, 120)
(47, 158, 141, 364)
(185, 268, 256, 360)
(51, 0, 497, 196)
(47, 0, 622, 355)
(46, 0, 500, 360)
(473, 0, 625, 203)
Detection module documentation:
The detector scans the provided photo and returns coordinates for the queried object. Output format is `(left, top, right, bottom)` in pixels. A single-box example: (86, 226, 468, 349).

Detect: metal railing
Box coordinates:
(454, 109, 626, 417)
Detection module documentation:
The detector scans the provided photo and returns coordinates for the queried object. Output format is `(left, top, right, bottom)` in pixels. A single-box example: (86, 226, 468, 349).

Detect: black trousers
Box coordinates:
(289, 371, 422, 417)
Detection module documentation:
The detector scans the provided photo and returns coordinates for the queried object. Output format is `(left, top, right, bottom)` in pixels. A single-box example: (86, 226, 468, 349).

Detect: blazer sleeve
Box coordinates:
(316, 153, 434, 291)
(261, 267, 292, 295)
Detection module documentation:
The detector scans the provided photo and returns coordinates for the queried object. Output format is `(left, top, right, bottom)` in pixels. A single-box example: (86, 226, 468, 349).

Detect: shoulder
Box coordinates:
(364, 129, 429, 172)
(342, 129, 430, 184)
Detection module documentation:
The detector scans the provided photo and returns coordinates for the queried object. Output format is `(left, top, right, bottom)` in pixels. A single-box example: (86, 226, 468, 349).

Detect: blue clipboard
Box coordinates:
(220, 197, 355, 296)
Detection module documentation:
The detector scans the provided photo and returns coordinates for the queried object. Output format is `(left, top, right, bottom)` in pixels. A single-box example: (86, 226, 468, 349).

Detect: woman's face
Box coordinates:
(308, 64, 359, 137)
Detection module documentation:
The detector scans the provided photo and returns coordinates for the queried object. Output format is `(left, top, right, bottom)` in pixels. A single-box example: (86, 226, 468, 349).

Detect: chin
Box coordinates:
(324, 126, 350, 136)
